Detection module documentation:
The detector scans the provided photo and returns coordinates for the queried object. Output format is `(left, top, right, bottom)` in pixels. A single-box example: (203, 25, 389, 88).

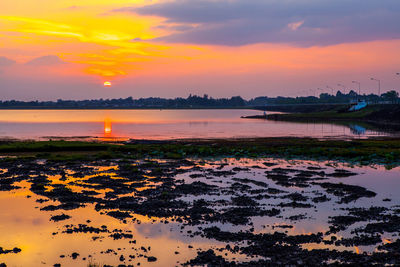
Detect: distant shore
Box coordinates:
(0, 106, 253, 110)
(245, 104, 400, 127)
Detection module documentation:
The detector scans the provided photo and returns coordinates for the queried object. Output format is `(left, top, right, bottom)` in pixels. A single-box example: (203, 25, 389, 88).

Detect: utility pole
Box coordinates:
(337, 84, 346, 94)
(352, 81, 361, 96)
(317, 88, 324, 98)
(326, 86, 334, 96)
(370, 77, 381, 96)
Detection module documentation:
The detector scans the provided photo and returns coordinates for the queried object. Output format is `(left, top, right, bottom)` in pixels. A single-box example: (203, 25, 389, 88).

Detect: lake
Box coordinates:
(0, 109, 394, 140)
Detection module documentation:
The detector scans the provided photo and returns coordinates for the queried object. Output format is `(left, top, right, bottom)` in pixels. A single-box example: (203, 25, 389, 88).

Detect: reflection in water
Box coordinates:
(0, 109, 397, 140)
(383, 238, 392, 244)
(349, 124, 367, 135)
(0, 158, 399, 265)
(104, 119, 112, 135)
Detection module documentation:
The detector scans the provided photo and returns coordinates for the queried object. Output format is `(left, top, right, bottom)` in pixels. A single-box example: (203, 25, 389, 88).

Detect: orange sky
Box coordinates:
(0, 0, 399, 100)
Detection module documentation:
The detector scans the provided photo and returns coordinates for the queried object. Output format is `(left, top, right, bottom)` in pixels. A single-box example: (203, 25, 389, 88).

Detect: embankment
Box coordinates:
(262, 104, 400, 125)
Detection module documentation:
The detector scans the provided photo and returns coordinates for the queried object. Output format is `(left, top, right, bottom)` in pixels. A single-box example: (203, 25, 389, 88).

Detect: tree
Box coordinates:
(382, 90, 399, 104)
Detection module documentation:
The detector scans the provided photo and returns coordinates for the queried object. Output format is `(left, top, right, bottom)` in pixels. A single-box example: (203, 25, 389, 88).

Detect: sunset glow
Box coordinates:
(0, 1, 399, 100)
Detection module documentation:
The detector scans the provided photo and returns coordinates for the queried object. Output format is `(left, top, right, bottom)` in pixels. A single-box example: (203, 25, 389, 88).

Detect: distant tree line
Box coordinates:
(0, 94, 247, 108)
(0, 90, 398, 108)
(249, 90, 399, 105)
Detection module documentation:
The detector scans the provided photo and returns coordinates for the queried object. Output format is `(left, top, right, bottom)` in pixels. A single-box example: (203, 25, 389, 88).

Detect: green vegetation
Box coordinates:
(0, 141, 109, 153)
(266, 104, 400, 124)
(0, 138, 399, 166)
(270, 106, 375, 119)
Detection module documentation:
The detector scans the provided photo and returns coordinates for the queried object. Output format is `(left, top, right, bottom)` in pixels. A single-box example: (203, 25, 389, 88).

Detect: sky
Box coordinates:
(0, 0, 400, 100)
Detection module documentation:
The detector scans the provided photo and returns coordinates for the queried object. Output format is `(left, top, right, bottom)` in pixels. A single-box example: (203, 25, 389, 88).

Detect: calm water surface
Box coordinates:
(0, 109, 393, 140)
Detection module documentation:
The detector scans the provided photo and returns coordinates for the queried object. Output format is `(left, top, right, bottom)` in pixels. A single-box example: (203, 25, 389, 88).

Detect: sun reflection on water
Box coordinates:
(104, 119, 112, 135)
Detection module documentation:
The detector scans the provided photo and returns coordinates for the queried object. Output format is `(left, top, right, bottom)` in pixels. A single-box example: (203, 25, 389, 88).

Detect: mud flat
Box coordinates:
(0, 138, 400, 266)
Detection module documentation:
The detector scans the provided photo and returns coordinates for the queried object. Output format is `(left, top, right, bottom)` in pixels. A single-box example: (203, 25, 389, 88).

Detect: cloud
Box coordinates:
(0, 56, 16, 66)
(66, 5, 80, 10)
(131, 37, 143, 42)
(116, 0, 400, 46)
(25, 55, 65, 66)
(288, 21, 304, 31)
(154, 24, 195, 32)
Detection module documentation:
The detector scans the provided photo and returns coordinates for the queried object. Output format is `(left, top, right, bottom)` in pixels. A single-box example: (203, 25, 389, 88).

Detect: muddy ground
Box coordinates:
(0, 156, 400, 266)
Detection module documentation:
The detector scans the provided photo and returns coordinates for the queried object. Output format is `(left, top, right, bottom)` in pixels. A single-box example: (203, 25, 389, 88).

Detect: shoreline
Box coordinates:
(0, 107, 254, 110)
(1, 137, 399, 167)
(1, 137, 400, 266)
(263, 104, 400, 125)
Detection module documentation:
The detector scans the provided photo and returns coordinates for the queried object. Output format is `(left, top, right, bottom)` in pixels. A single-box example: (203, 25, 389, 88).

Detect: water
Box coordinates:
(0, 158, 399, 266)
(0, 109, 393, 140)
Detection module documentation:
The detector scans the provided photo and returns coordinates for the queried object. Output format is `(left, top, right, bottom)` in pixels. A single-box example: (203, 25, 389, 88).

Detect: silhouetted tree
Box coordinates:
(382, 90, 399, 104)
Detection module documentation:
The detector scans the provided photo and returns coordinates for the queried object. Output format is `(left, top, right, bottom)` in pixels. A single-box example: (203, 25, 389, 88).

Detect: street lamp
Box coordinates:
(337, 84, 346, 94)
(352, 81, 361, 96)
(317, 88, 324, 97)
(370, 77, 381, 96)
(327, 86, 334, 96)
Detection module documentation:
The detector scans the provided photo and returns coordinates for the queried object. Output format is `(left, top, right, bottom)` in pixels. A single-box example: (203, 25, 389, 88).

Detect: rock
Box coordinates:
(147, 256, 157, 262)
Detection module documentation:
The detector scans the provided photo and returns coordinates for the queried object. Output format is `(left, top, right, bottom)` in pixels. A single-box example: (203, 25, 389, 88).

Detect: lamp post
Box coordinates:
(327, 86, 334, 96)
(337, 84, 346, 94)
(370, 77, 381, 96)
(352, 81, 361, 96)
(317, 88, 325, 98)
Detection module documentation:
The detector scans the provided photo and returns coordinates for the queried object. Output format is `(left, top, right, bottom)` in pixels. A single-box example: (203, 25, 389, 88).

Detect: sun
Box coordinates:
(104, 81, 112, 87)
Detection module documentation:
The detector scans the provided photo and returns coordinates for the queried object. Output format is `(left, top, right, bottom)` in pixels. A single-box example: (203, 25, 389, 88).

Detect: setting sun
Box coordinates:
(104, 81, 112, 87)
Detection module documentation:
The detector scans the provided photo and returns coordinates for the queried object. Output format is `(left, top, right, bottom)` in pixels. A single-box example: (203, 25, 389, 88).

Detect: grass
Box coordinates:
(0, 138, 399, 166)
(270, 106, 375, 120)
(267, 104, 400, 122)
(0, 140, 109, 153)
